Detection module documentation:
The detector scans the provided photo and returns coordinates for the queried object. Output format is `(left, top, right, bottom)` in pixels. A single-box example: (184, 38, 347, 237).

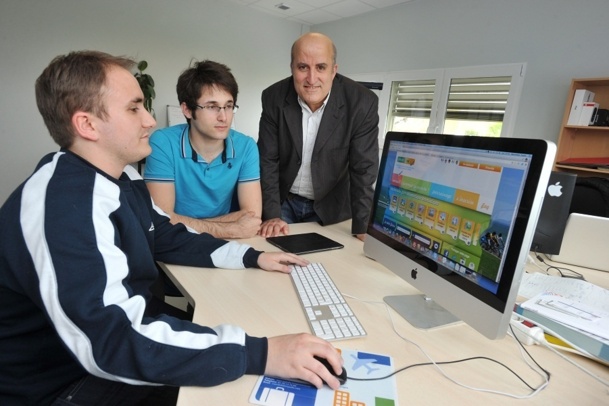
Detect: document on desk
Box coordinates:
(519, 272, 609, 313)
(249, 348, 398, 406)
(517, 273, 609, 362)
(521, 292, 609, 341)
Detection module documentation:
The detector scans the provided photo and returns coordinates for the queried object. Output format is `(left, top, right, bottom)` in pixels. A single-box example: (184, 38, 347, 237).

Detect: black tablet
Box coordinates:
(266, 232, 344, 255)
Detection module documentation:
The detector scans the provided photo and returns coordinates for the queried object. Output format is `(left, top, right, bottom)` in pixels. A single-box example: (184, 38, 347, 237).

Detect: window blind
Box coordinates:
(389, 76, 511, 122)
(389, 79, 436, 118)
(445, 76, 511, 121)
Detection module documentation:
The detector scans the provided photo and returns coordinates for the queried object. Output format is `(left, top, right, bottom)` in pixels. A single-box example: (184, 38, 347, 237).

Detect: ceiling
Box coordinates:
(226, 0, 413, 25)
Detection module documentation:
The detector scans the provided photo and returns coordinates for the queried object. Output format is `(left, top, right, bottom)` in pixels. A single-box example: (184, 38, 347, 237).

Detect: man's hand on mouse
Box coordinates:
(266, 333, 344, 390)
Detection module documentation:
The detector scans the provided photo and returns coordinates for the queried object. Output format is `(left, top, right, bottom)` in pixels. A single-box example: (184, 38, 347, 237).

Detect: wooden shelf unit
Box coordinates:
(555, 77, 609, 176)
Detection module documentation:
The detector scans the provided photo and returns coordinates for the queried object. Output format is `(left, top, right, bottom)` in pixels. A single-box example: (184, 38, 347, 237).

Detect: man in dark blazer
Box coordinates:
(258, 32, 379, 240)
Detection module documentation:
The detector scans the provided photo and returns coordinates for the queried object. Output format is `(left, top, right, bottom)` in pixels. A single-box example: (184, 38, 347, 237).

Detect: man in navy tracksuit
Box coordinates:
(0, 51, 343, 405)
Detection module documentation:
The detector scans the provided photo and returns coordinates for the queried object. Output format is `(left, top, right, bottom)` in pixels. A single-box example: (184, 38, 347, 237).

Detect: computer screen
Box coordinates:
(364, 132, 555, 339)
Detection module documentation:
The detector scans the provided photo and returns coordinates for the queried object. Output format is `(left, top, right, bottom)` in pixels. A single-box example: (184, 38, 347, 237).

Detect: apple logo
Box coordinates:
(547, 182, 563, 197)
(411, 268, 418, 279)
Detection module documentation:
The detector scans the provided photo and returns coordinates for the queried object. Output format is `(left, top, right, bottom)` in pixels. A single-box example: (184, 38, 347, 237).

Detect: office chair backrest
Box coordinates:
(569, 176, 609, 217)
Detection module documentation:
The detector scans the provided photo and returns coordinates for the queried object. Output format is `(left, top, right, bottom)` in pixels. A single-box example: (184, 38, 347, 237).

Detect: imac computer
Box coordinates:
(530, 171, 577, 255)
(364, 132, 556, 339)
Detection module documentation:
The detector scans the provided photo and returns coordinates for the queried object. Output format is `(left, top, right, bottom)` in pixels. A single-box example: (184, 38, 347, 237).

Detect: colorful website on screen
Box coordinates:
(372, 141, 531, 294)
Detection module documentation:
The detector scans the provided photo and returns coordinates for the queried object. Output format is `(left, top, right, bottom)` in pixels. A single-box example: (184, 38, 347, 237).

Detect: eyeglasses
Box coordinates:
(195, 104, 239, 114)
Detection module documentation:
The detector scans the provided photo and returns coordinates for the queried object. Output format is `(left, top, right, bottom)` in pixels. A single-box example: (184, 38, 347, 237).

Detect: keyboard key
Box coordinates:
(290, 263, 366, 341)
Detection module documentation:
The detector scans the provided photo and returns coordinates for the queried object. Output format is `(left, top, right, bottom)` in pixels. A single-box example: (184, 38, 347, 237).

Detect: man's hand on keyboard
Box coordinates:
(266, 333, 343, 390)
(257, 252, 309, 273)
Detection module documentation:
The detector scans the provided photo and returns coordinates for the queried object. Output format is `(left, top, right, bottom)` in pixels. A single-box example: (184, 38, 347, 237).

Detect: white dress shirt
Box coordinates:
(290, 93, 330, 200)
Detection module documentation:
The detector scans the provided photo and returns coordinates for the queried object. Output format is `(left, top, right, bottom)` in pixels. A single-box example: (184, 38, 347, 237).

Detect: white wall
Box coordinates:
(0, 0, 306, 203)
(2, 0, 609, 204)
(315, 0, 609, 144)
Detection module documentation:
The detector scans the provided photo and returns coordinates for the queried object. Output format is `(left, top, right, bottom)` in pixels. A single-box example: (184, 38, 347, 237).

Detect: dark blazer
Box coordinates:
(258, 73, 379, 234)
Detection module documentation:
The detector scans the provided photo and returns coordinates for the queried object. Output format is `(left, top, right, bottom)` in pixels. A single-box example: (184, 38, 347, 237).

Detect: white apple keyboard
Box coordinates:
(290, 263, 366, 340)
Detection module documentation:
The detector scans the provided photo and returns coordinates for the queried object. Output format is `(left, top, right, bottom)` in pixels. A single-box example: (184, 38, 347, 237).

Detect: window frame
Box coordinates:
(350, 63, 526, 148)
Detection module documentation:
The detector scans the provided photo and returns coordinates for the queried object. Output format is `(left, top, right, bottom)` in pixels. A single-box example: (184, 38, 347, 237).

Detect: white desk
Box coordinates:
(163, 221, 609, 405)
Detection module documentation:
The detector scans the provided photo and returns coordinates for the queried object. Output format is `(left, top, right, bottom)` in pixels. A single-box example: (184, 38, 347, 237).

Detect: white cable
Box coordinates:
(541, 340, 609, 388)
(513, 312, 593, 358)
(527, 253, 549, 274)
(513, 312, 609, 388)
(507, 325, 548, 377)
(343, 293, 549, 399)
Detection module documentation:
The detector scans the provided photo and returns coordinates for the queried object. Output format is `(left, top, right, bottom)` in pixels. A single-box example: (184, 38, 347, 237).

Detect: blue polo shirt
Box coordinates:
(144, 124, 260, 219)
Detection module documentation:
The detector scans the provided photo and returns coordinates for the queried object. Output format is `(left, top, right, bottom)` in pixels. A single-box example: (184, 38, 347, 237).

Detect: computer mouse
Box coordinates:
(314, 356, 347, 385)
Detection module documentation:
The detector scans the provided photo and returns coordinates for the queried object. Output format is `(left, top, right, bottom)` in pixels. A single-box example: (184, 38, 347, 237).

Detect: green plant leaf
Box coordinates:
(134, 60, 155, 115)
(147, 85, 156, 99)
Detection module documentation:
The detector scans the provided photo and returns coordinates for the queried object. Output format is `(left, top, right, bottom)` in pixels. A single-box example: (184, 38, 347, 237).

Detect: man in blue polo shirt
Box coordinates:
(145, 60, 261, 238)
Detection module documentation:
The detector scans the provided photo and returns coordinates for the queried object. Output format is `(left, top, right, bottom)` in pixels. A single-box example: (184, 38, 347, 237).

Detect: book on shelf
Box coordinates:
(577, 102, 599, 126)
(592, 108, 609, 126)
(567, 89, 595, 125)
(557, 156, 609, 169)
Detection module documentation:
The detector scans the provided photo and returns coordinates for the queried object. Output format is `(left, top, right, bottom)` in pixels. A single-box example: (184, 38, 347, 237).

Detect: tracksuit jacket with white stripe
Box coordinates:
(0, 150, 267, 405)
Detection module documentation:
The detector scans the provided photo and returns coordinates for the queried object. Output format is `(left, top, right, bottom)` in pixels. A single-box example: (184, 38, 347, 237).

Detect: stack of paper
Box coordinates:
(517, 273, 609, 362)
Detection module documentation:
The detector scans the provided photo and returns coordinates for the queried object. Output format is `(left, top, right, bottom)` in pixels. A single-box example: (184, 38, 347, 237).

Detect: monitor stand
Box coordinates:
(384, 294, 461, 330)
